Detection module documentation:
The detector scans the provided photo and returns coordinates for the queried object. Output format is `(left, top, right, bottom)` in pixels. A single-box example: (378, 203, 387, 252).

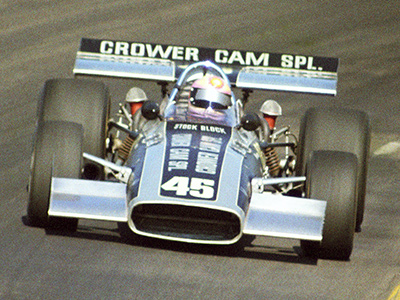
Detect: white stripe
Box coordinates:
(374, 141, 400, 156)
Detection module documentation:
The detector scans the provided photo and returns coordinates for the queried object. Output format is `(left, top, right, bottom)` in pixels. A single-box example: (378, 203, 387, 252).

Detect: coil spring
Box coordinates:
(118, 136, 135, 161)
(264, 147, 280, 177)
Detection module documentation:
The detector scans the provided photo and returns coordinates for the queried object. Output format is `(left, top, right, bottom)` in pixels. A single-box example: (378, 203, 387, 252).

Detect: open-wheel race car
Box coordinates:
(27, 38, 370, 260)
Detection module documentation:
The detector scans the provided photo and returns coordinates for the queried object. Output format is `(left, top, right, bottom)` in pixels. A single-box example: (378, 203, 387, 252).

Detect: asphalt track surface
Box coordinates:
(1, 1, 400, 299)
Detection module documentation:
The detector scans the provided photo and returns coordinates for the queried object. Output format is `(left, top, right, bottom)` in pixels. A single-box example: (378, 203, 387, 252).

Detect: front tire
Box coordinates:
(296, 107, 370, 231)
(300, 150, 358, 260)
(27, 121, 83, 231)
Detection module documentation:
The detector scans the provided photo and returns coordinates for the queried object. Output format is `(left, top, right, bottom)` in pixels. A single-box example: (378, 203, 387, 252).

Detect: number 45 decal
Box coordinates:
(161, 176, 215, 199)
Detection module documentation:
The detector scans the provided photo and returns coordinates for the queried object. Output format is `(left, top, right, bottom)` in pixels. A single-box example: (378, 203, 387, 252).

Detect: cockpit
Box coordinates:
(164, 61, 240, 127)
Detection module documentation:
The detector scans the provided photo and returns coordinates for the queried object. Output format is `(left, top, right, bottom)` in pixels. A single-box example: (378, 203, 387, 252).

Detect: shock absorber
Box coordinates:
(264, 147, 280, 177)
(118, 135, 135, 162)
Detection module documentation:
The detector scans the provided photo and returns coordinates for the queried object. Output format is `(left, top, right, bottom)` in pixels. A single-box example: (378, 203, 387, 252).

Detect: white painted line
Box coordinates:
(374, 142, 400, 156)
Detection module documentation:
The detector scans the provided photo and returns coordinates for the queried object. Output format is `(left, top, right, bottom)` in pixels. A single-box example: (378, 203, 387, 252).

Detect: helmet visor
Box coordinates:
(190, 88, 231, 110)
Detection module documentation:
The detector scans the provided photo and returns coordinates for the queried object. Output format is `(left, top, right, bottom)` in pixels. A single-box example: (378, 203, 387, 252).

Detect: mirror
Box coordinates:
(141, 101, 160, 120)
(240, 113, 261, 131)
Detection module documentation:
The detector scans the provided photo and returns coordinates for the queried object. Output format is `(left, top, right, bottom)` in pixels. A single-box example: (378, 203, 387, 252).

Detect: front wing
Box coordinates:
(48, 177, 326, 242)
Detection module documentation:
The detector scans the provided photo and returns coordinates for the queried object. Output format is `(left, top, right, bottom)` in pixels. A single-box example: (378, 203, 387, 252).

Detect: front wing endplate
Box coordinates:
(48, 178, 128, 222)
(244, 193, 326, 241)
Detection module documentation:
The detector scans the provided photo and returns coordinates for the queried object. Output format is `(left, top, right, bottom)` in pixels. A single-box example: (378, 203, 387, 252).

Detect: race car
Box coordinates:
(27, 38, 370, 260)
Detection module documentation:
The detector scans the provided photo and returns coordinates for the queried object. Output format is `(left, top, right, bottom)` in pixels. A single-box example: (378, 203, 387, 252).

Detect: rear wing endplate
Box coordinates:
(74, 38, 339, 95)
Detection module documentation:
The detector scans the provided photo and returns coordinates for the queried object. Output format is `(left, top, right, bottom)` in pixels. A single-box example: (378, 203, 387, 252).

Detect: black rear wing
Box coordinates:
(73, 38, 339, 96)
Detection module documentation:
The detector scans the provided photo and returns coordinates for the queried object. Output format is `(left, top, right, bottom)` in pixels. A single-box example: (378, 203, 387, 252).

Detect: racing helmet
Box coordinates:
(125, 87, 148, 115)
(260, 100, 282, 129)
(189, 76, 232, 110)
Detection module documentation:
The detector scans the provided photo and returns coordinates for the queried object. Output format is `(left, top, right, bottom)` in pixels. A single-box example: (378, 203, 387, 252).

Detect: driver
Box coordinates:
(187, 75, 233, 125)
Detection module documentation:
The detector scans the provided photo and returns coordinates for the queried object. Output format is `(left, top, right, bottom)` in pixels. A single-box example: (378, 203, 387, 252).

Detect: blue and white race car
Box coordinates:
(27, 38, 370, 260)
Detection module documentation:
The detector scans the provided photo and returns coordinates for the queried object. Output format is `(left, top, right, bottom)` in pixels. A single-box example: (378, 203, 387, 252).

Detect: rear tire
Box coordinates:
(296, 107, 370, 231)
(27, 121, 83, 231)
(38, 78, 110, 158)
(300, 151, 358, 260)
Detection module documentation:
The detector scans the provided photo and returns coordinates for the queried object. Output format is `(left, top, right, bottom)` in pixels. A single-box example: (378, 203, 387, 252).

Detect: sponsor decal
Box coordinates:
(99, 40, 200, 62)
(79, 38, 338, 71)
(160, 122, 231, 200)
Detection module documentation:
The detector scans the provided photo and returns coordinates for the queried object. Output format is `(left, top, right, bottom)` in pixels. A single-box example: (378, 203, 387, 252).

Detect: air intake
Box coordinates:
(132, 204, 241, 242)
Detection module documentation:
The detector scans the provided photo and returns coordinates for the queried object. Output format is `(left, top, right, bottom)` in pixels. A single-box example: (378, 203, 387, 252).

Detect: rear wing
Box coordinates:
(74, 38, 339, 95)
